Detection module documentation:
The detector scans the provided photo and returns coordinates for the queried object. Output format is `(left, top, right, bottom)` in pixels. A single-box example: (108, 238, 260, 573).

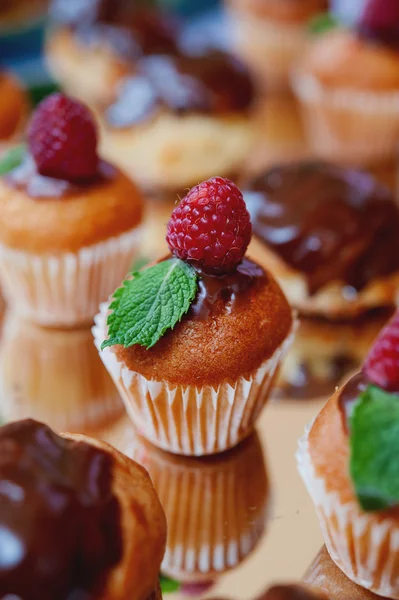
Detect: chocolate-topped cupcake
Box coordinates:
(0, 93, 143, 326)
(245, 161, 399, 319)
(98, 51, 255, 192)
(0, 418, 166, 599)
(46, 0, 180, 106)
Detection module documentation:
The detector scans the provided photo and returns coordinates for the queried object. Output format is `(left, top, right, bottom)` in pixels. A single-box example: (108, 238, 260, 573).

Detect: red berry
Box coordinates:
(358, 0, 399, 48)
(166, 177, 252, 275)
(28, 93, 99, 182)
(363, 310, 399, 392)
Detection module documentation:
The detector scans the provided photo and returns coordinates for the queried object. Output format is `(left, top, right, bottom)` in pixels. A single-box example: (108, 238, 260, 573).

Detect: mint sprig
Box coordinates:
(0, 144, 26, 176)
(350, 385, 399, 511)
(160, 575, 180, 594)
(308, 12, 340, 35)
(102, 258, 198, 350)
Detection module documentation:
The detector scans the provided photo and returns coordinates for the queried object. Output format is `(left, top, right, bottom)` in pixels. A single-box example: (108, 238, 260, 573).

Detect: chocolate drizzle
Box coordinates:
(6, 154, 116, 200)
(106, 52, 254, 127)
(0, 420, 122, 599)
(190, 258, 266, 320)
(245, 162, 399, 295)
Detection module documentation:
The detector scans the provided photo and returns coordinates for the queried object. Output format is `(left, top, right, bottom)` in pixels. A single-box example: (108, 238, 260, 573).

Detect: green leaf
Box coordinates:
(308, 12, 340, 35)
(159, 575, 180, 594)
(102, 258, 198, 350)
(0, 144, 26, 176)
(350, 385, 399, 511)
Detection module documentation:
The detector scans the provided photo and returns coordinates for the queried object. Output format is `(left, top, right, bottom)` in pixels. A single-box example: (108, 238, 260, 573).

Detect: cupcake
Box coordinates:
(0, 312, 124, 433)
(228, 0, 327, 91)
(0, 93, 143, 327)
(46, 0, 179, 106)
(115, 426, 269, 582)
(0, 418, 166, 599)
(305, 546, 388, 600)
(292, 2, 399, 165)
(277, 309, 393, 399)
(245, 161, 399, 320)
(0, 72, 29, 152)
(94, 177, 294, 455)
(97, 51, 255, 193)
(297, 309, 399, 597)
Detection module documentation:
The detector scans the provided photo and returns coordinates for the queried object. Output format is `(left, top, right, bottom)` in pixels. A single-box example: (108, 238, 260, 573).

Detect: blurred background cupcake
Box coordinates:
(107, 424, 269, 584)
(227, 0, 328, 93)
(0, 312, 124, 433)
(0, 72, 29, 155)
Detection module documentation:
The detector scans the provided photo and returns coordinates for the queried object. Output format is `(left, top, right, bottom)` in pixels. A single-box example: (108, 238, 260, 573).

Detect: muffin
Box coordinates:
(292, 5, 399, 165)
(98, 51, 255, 193)
(0, 312, 124, 433)
(115, 426, 268, 582)
(277, 309, 393, 399)
(0, 72, 29, 152)
(46, 0, 179, 106)
(94, 177, 294, 455)
(228, 0, 327, 91)
(297, 309, 399, 598)
(0, 92, 143, 327)
(245, 161, 399, 320)
(305, 546, 389, 600)
(0, 418, 166, 600)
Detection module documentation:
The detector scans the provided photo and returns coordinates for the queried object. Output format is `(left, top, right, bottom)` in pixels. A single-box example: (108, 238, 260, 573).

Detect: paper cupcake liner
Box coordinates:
(0, 313, 124, 433)
(122, 432, 269, 582)
(93, 302, 296, 456)
(0, 227, 141, 327)
(230, 11, 306, 91)
(292, 71, 399, 165)
(297, 422, 399, 599)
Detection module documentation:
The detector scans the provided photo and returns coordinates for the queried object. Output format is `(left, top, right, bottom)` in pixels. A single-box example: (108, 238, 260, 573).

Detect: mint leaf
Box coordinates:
(160, 575, 180, 594)
(0, 144, 26, 176)
(308, 12, 340, 35)
(102, 258, 198, 350)
(350, 385, 399, 511)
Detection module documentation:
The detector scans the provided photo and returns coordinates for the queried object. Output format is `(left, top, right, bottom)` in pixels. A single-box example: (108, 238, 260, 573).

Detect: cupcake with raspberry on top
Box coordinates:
(94, 177, 294, 456)
(0, 93, 143, 326)
(298, 309, 399, 598)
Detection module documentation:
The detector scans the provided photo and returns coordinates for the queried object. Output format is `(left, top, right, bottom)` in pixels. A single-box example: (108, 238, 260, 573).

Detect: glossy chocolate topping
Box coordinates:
(245, 162, 399, 295)
(0, 420, 122, 600)
(261, 585, 323, 600)
(106, 51, 254, 126)
(338, 372, 368, 431)
(191, 258, 266, 320)
(6, 154, 116, 199)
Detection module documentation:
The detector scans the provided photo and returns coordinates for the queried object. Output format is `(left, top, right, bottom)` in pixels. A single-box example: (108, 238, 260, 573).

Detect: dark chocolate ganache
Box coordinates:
(0, 419, 122, 600)
(261, 585, 321, 600)
(245, 162, 399, 295)
(6, 154, 116, 199)
(106, 51, 254, 127)
(190, 258, 266, 320)
(50, 0, 179, 62)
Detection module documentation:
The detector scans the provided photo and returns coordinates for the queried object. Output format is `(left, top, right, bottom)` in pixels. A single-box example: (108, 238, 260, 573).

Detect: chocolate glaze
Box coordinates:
(6, 154, 116, 200)
(106, 51, 254, 127)
(261, 585, 321, 600)
(245, 162, 399, 295)
(0, 419, 122, 599)
(50, 0, 179, 62)
(338, 372, 368, 431)
(190, 258, 266, 320)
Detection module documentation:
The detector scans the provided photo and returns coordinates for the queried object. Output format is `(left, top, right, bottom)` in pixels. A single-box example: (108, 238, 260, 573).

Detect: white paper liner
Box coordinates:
(292, 71, 399, 165)
(124, 433, 268, 582)
(0, 227, 141, 327)
(297, 422, 399, 599)
(0, 314, 124, 432)
(93, 302, 296, 456)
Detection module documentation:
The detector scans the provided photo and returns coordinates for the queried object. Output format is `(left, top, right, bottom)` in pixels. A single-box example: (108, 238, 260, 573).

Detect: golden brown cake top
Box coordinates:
(0, 159, 143, 252)
(261, 585, 327, 600)
(0, 72, 28, 140)
(114, 257, 292, 387)
(298, 28, 399, 90)
(230, 0, 327, 24)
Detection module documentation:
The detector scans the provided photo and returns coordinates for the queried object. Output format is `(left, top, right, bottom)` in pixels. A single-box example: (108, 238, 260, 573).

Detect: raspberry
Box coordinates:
(358, 0, 399, 49)
(166, 177, 252, 274)
(28, 93, 99, 182)
(363, 310, 399, 392)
